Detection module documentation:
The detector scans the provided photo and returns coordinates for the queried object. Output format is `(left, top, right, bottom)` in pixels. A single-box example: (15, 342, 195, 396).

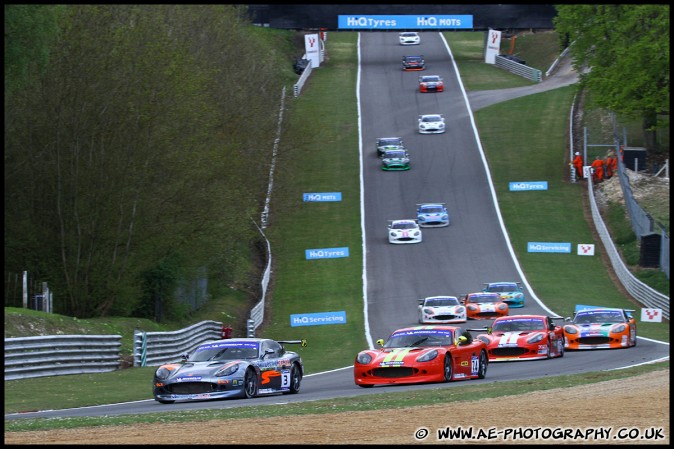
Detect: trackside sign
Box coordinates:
(305, 247, 349, 260)
(338, 15, 473, 29)
(527, 242, 571, 253)
(290, 311, 347, 327)
(509, 181, 548, 191)
(303, 192, 342, 202)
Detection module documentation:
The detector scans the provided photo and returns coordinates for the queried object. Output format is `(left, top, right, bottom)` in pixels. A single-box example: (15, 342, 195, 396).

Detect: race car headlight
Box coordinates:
(477, 335, 490, 344)
(612, 324, 626, 333)
(418, 216, 426, 221)
(417, 350, 438, 362)
(564, 326, 577, 334)
(423, 308, 434, 315)
(442, 215, 448, 220)
(215, 363, 240, 377)
(456, 306, 465, 313)
(527, 333, 544, 344)
(498, 303, 508, 310)
(356, 352, 372, 364)
(413, 231, 420, 236)
(155, 367, 172, 380)
(467, 305, 477, 311)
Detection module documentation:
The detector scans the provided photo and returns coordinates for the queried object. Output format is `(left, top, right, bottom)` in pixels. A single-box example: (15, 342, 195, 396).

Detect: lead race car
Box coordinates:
(354, 325, 488, 387)
(153, 338, 306, 404)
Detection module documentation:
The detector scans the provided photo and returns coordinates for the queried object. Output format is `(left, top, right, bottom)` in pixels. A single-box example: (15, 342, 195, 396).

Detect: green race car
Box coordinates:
(381, 148, 410, 171)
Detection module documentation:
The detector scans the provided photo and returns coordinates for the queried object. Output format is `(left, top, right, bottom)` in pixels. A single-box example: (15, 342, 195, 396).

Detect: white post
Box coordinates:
(22, 271, 28, 308)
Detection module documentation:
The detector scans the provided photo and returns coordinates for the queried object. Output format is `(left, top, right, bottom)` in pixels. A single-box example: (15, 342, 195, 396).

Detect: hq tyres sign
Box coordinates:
(338, 15, 472, 29)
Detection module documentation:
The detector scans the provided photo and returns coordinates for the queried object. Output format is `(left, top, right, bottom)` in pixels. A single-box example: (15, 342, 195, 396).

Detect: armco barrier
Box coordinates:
(495, 55, 542, 82)
(133, 320, 222, 367)
(4, 335, 122, 381)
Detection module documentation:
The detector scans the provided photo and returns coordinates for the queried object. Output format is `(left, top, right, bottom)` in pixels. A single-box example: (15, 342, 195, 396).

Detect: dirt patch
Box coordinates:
(5, 368, 669, 445)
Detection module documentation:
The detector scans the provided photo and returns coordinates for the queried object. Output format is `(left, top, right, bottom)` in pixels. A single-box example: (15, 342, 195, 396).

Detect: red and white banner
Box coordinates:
(305, 34, 321, 68)
(485, 29, 501, 64)
(641, 308, 663, 323)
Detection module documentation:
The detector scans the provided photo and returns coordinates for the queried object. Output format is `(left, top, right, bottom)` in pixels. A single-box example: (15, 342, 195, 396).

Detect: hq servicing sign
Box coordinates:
(338, 15, 473, 29)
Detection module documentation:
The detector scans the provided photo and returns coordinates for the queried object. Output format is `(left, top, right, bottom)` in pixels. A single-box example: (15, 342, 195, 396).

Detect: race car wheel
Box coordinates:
(443, 355, 453, 382)
(547, 340, 554, 359)
(557, 337, 565, 358)
(155, 398, 174, 404)
(288, 363, 302, 394)
(243, 368, 258, 399)
(477, 350, 488, 379)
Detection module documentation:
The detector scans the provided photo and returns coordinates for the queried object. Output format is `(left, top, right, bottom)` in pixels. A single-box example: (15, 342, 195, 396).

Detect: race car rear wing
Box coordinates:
(278, 339, 308, 348)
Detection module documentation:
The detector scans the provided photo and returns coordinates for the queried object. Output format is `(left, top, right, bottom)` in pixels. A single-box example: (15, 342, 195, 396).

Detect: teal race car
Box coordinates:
(482, 282, 525, 308)
(381, 148, 410, 171)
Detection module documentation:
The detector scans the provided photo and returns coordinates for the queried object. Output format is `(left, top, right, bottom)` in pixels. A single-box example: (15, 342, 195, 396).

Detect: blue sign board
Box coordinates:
(290, 311, 347, 327)
(527, 242, 572, 253)
(509, 181, 548, 191)
(338, 15, 473, 30)
(305, 247, 349, 260)
(303, 192, 342, 202)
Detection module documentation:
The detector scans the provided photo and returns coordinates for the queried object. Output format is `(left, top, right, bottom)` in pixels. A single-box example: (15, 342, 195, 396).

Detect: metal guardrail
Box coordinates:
(133, 320, 223, 367)
(293, 58, 313, 97)
(495, 55, 542, 82)
(4, 335, 122, 381)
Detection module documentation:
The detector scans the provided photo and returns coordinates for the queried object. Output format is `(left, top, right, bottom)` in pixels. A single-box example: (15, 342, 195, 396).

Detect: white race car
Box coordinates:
(399, 31, 420, 45)
(418, 114, 445, 134)
(388, 219, 422, 244)
(418, 296, 467, 324)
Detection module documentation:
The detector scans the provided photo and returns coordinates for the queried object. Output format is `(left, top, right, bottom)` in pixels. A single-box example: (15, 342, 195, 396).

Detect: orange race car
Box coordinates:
(563, 305, 637, 350)
(463, 292, 509, 320)
(471, 315, 564, 361)
(354, 325, 488, 387)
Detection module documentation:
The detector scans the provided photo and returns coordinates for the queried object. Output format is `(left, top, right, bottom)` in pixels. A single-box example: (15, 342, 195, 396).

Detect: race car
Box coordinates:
(402, 55, 425, 71)
(463, 292, 509, 320)
(152, 338, 306, 404)
(376, 136, 404, 157)
(416, 203, 450, 227)
(418, 296, 466, 324)
(381, 148, 410, 171)
(354, 325, 488, 387)
(399, 31, 420, 45)
(418, 75, 444, 92)
(482, 282, 525, 308)
(471, 315, 564, 361)
(418, 114, 445, 134)
(563, 305, 637, 350)
(388, 219, 422, 244)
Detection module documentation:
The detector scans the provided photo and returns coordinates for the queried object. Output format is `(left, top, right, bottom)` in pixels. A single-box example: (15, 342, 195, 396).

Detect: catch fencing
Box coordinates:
(570, 96, 670, 319)
(4, 334, 122, 381)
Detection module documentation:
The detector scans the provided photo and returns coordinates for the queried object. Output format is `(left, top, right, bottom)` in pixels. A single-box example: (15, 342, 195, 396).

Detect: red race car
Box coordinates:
(418, 74, 444, 92)
(354, 325, 488, 387)
(463, 292, 509, 320)
(471, 315, 565, 361)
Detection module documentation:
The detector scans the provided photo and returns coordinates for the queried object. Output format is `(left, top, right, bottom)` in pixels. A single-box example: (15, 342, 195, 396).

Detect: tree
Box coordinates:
(554, 4, 669, 151)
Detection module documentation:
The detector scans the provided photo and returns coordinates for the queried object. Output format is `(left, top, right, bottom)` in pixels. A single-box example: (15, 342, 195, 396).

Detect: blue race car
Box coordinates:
(153, 338, 306, 403)
(482, 282, 525, 308)
(416, 203, 450, 227)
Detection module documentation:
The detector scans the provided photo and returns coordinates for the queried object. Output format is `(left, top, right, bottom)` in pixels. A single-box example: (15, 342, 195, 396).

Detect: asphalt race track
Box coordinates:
(5, 31, 669, 422)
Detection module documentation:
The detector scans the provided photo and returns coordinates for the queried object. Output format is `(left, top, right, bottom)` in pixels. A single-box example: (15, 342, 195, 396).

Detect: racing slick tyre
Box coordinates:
(443, 355, 453, 382)
(557, 337, 565, 358)
(357, 384, 374, 388)
(243, 368, 258, 398)
(155, 398, 175, 404)
(287, 363, 302, 394)
(477, 350, 488, 379)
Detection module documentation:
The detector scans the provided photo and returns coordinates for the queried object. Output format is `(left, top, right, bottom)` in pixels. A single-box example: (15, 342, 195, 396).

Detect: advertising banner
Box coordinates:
(485, 29, 502, 64)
